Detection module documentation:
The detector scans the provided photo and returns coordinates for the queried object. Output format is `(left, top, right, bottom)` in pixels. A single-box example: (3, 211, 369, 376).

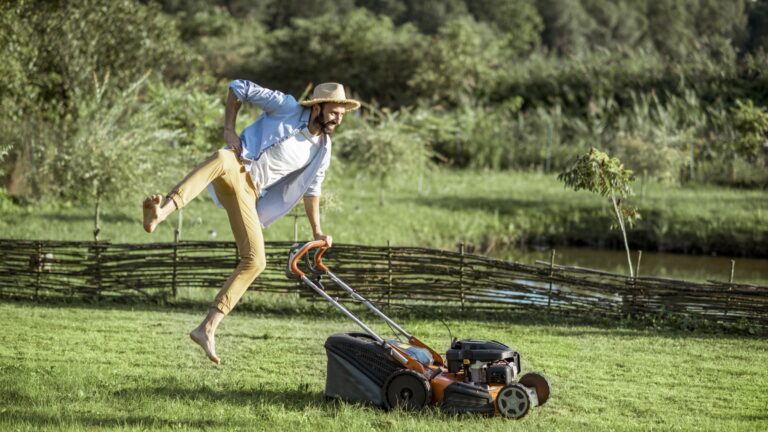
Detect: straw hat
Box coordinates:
(300, 82, 361, 111)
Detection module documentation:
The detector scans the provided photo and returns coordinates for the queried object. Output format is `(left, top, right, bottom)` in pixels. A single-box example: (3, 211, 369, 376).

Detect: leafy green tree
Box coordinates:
(263, 0, 356, 29)
(398, 0, 467, 34)
(694, 0, 748, 44)
(536, 0, 597, 55)
(354, 0, 407, 22)
(645, 0, 695, 58)
(745, 0, 768, 53)
(257, 9, 425, 106)
(1, 0, 189, 197)
(466, 0, 543, 55)
(558, 148, 640, 277)
(581, 0, 647, 48)
(48, 74, 177, 238)
(410, 16, 506, 106)
(732, 100, 768, 165)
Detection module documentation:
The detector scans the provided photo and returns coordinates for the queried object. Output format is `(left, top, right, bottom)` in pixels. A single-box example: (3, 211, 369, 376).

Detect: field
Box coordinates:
(2, 169, 767, 258)
(1, 298, 767, 431)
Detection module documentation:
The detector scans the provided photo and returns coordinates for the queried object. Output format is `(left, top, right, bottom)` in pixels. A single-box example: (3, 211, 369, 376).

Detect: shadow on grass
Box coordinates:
(113, 381, 323, 410)
(3, 412, 220, 429)
(38, 211, 135, 224)
(3, 294, 763, 340)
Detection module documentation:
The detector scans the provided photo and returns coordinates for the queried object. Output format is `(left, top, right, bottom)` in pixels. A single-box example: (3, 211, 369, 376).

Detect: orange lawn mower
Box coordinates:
(287, 240, 551, 419)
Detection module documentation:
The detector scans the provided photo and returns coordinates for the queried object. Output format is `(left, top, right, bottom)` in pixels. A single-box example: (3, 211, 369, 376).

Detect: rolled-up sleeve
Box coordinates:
(229, 80, 297, 114)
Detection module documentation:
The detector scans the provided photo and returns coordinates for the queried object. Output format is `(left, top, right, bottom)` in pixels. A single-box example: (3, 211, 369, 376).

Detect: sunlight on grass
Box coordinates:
(1, 302, 766, 431)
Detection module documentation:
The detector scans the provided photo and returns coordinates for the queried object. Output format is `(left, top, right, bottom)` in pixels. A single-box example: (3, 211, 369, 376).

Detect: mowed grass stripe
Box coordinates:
(1, 302, 767, 431)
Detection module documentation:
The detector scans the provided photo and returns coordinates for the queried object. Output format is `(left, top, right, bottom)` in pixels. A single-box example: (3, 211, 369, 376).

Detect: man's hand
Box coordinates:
(314, 232, 332, 247)
(224, 129, 241, 156)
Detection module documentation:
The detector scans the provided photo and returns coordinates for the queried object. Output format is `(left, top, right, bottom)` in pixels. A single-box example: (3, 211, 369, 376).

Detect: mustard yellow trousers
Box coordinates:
(167, 149, 265, 315)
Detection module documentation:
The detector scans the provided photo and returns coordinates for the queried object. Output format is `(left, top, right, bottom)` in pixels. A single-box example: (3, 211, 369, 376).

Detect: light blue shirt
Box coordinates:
(207, 79, 331, 227)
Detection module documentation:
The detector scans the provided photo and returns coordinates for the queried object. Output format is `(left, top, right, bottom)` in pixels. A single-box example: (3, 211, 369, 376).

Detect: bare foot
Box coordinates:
(189, 327, 221, 364)
(142, 194, 163, 233)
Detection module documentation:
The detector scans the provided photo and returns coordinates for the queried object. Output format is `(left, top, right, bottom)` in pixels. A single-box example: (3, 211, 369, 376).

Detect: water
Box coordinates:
(491, 247, 768, 286)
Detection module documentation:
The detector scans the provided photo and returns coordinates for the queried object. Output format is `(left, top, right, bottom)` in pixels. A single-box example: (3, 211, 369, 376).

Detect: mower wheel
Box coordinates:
(518, 372, 551, 406)
(495, 383, 531, 419)
(382, 369, 431, 411)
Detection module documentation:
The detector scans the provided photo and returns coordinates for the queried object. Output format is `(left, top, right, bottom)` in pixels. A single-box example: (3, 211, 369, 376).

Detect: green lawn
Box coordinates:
(2, 169, 767, 258)
(1, 300, 766, 431)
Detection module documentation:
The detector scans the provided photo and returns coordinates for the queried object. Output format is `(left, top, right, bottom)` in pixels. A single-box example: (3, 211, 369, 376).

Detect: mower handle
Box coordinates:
(289, 240, 330, 277)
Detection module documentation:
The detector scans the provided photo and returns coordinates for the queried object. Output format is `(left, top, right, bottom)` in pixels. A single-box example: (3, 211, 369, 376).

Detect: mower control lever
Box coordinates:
(288, 239, 330, 277)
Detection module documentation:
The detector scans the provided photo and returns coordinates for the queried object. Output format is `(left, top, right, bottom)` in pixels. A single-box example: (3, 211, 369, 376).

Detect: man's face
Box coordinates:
(313, 102, 346, 135)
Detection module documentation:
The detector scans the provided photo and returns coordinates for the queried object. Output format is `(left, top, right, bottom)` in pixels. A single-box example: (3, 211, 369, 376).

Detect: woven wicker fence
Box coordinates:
(1, 239, 766, 326)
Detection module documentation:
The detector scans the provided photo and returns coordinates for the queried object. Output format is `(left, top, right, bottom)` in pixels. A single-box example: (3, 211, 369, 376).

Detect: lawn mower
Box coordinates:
(286, 240, 551, 419)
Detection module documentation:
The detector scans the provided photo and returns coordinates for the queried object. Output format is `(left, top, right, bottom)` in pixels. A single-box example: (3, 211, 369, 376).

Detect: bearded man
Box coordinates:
(142, 80, 360, 364)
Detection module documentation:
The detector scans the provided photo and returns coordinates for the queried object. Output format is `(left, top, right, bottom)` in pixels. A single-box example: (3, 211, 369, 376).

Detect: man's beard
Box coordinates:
(313, 107, 337, 135)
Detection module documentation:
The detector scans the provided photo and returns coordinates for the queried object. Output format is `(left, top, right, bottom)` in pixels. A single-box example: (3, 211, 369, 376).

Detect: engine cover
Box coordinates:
(445, 339, 521, 376)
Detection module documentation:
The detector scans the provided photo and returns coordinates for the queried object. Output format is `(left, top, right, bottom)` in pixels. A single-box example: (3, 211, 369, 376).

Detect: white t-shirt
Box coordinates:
(249, 128, 326, 196)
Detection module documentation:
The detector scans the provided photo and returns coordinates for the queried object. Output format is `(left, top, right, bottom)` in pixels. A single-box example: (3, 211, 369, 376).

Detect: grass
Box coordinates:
(1, 299, 767, 431)
(2, 168, 767, 257)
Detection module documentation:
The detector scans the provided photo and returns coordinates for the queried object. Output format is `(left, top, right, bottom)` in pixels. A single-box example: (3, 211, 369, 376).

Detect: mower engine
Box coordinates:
(446, 339, 520, 386)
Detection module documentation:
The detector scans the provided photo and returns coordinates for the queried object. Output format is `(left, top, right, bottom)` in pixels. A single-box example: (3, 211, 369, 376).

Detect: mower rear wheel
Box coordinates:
(518, 371, 551, 406)
(382, 369, 431, 411)
(496, 383, 531, 419)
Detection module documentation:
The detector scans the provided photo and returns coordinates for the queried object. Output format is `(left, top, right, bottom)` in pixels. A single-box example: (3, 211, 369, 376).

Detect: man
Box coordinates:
(142, 80, 360, 364)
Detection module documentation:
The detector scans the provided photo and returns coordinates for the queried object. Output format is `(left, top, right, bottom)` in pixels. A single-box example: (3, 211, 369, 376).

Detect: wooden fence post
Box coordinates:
(725, 260, 735, 317)
(35, 240, 42, 300)
(94, 240, 102, 300)
(635, 250, 643, 278)
(547, 249, 555, 311)
(387, 240, 392, 308)
(459, 243, 465, 311)
(172, 230, 180, 300)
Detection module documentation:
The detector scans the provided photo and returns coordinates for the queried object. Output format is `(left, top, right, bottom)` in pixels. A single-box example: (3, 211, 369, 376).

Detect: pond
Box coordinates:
(491, 246, 768, 286)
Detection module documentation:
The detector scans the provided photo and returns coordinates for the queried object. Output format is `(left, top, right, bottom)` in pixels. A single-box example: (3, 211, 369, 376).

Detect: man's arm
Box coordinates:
(229, 79, 296, 115)
(223, 88, 242, 154)
(303, 195, 332, 246)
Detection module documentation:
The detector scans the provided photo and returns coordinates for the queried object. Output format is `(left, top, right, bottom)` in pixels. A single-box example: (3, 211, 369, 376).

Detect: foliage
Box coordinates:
(145, 78, 224, 156)
(46, 74, 177, 206)
(0, 0, 191, 197)
(410, 16, 507, 106)
(731, 99, 768, 164)
(254, 9, 425, 107)
(335, 107, 430, 204)
(559, 148, 640, 276)
(558, 148, 639, 224)
(465, 0, 543, 55)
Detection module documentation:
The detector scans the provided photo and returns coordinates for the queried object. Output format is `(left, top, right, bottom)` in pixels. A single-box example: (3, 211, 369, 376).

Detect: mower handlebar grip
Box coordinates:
(289, 240, 330, 277)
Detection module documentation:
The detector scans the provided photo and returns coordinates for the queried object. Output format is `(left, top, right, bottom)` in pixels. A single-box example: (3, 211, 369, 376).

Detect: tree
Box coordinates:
(466, 0, 543, 56)
(398, 0, 467, 34)
(732, 99, 768, 166)
(645, 0, 696, 58)
(410, 16, 506, 106)
(257, 9, 425, 106)
(581, 0, 647, 48)
(536, 0, 597, 55)
(0, 0, 189, 197)
(48, 74, 177, 239)
(558, 148, 640, 277)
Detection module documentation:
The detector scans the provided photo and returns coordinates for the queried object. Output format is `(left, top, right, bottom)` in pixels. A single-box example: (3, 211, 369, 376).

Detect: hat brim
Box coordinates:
(300, 98, 361, 111)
